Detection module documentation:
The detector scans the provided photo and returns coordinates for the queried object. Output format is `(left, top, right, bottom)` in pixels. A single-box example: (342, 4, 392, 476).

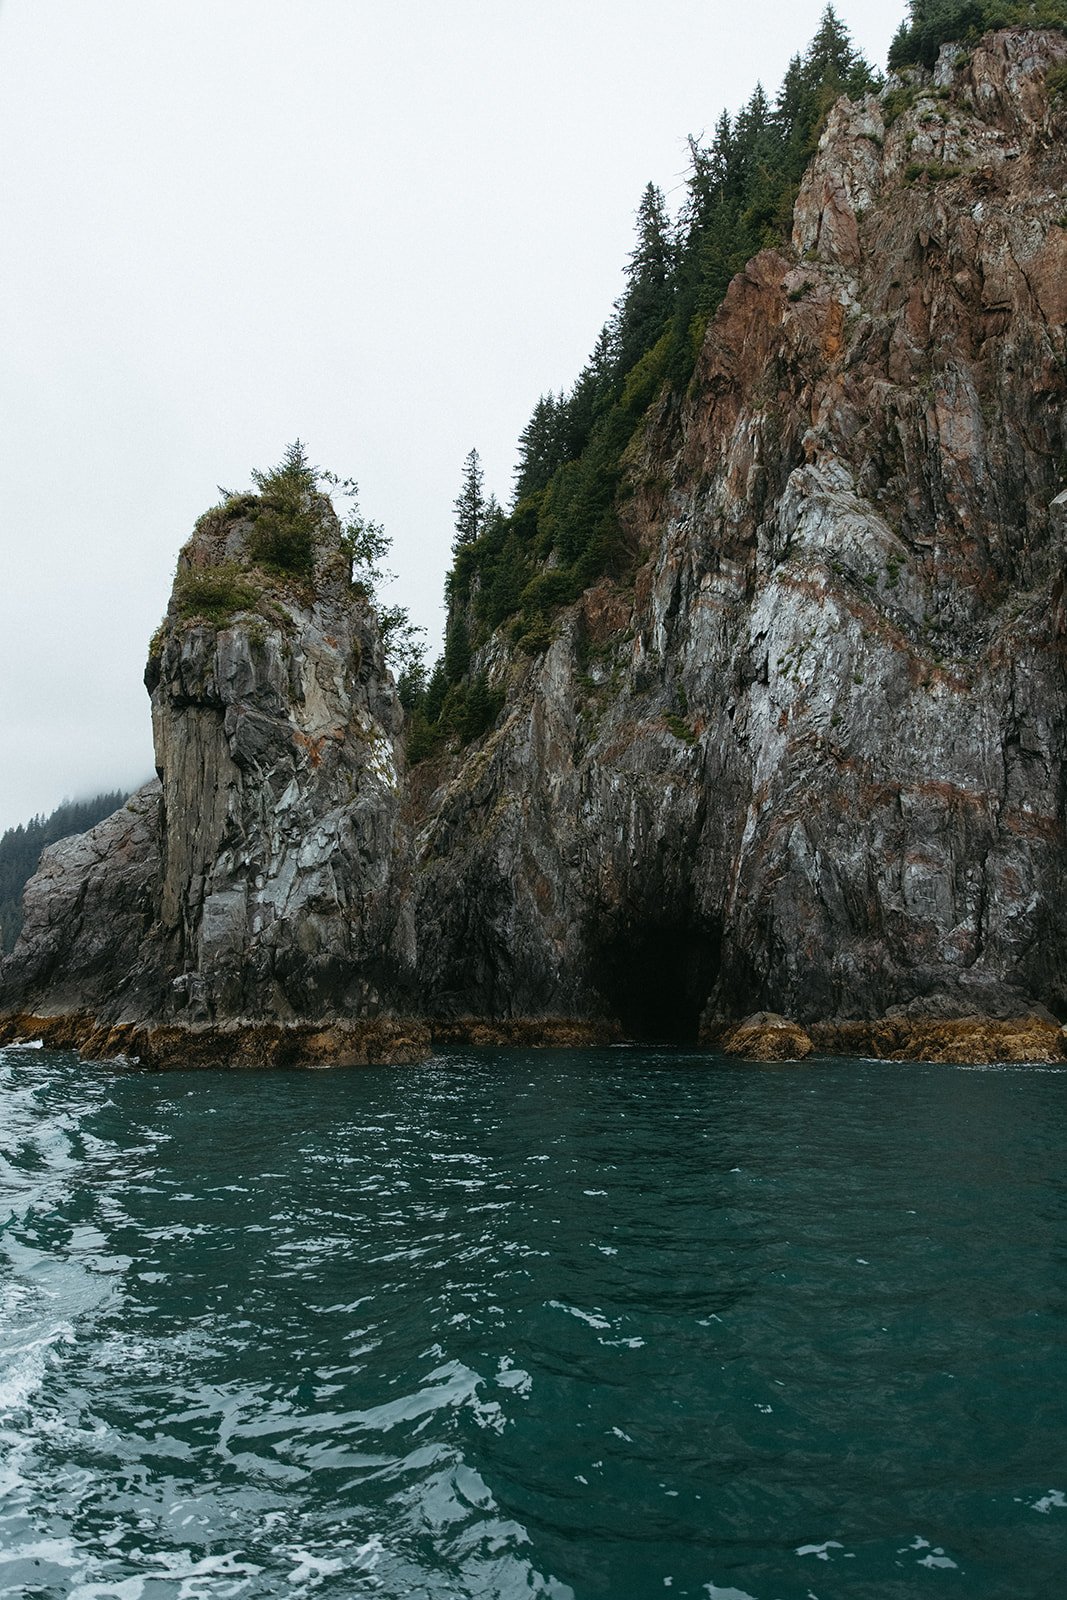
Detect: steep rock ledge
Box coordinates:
(411, 29, 1067, 1044)
(146, 497, 414, 1023)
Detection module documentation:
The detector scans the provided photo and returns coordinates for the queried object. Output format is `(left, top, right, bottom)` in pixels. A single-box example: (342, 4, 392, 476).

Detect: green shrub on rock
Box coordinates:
(246, 440, 322, 579)
(173, 564, 260, 625)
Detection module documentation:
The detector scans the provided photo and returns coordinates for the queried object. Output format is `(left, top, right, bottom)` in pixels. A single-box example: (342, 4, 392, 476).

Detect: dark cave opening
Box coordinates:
(592, 919, 721, 1045)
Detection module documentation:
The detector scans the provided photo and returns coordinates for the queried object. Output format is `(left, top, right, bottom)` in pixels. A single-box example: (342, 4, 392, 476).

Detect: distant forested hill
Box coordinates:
(0, 792, 129, 954)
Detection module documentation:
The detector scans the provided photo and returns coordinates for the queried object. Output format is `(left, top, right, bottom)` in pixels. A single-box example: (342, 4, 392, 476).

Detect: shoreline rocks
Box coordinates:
(0, 1011, 429, 1070)
(2, 1006, 1062, 1069)
(810, 1013, 1066, 1065)
(714, 1013, 816, 1062)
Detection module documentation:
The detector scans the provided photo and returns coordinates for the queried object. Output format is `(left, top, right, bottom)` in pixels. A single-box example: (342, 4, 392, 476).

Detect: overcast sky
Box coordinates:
(0, 0, 899, 835)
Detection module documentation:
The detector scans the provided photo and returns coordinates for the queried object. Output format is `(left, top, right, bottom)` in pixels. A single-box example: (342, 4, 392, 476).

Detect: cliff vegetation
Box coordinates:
(409, 7, 882, 755)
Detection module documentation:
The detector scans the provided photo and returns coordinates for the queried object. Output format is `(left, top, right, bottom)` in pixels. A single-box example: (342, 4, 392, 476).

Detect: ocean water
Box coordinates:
(0, 1045, 1064, 1600)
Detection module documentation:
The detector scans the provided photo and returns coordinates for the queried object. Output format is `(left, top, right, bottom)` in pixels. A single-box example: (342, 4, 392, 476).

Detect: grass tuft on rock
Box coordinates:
(173, 564, 260, 626)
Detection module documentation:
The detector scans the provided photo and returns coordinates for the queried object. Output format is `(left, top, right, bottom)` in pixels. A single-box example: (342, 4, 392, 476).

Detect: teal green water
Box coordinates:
(0, 1046, 1064, 1599)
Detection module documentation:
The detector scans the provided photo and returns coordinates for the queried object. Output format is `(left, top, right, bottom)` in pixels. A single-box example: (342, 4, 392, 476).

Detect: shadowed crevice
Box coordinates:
(590, 918, 721, 1044)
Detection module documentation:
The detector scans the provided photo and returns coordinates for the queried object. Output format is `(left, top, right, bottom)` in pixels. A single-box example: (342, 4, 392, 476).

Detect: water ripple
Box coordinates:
(0, 1046, 1065, 1596)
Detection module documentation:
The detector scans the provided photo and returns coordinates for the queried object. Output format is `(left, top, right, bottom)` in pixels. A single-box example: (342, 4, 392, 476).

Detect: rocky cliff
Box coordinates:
(0, 483, 424, 1063)
(3, 28, 1066, 1063)
(412, 28, 1067, 1045)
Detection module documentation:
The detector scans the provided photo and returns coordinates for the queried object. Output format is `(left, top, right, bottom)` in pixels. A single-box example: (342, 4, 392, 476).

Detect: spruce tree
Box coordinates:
(443, 611, 471, 683)
(514, 394, 570, 502)
(452, 448, 486, 550)
(615, 182, 675, 372)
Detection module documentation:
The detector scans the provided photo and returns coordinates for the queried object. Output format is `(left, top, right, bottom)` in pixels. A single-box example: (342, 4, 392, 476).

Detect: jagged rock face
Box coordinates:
(414, 29, 1067, 1035)
(2, 495, 413, 1026)
(0, 784, 163, 1019)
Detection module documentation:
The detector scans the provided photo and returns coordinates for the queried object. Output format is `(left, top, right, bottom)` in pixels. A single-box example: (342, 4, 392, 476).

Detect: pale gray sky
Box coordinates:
(0, 0, 898, 834)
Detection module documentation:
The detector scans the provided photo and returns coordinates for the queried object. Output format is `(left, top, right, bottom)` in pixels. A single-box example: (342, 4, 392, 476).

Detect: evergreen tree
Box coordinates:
(423, 656, 449, 723)
(251, 437, 316, 494)
(395, 653, 428, 710)
(246, 439, 323, 578)
(547, 326, 622, 470)
(887, 0, 1067, 71)
(890, 0, 989, 67)
(482, 491, 502, 528)
(452, 448, 485, 549)
(443, 610, 471, 683)
(807, 3, 874, 90)
(778, 6, 879, 166)
(458, 672, 504, 743)
(514, 393, 569, 502)
(615, 182, 676, 372)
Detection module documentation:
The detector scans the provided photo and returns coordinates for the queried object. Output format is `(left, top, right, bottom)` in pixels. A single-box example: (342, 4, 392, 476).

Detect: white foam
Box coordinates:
(0, 1319, 75, 1415)
(548, 1300, 611, 1331)
(283, 1548, 346, 1584)
(69, 1579, 146, 1600)
(496, 1359, 532, 1394)
(1033, 1489, 1067, 1514)
(140, 1547, 263, 1597)
(1, 1536, 143, 1600)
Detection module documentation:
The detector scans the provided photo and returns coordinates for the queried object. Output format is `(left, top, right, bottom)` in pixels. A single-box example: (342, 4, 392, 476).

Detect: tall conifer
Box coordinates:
(452, 448, 485, 549)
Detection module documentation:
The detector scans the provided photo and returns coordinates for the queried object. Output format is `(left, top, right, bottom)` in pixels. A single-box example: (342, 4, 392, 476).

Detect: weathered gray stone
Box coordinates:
(0, 784, 163, 1021)
(2, 492, 414, 1029)
(409, 28, 1067, 1039)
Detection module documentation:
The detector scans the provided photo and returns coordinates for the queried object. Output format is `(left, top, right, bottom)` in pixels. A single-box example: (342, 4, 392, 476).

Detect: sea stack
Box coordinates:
(0, 455, 425, 1064)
